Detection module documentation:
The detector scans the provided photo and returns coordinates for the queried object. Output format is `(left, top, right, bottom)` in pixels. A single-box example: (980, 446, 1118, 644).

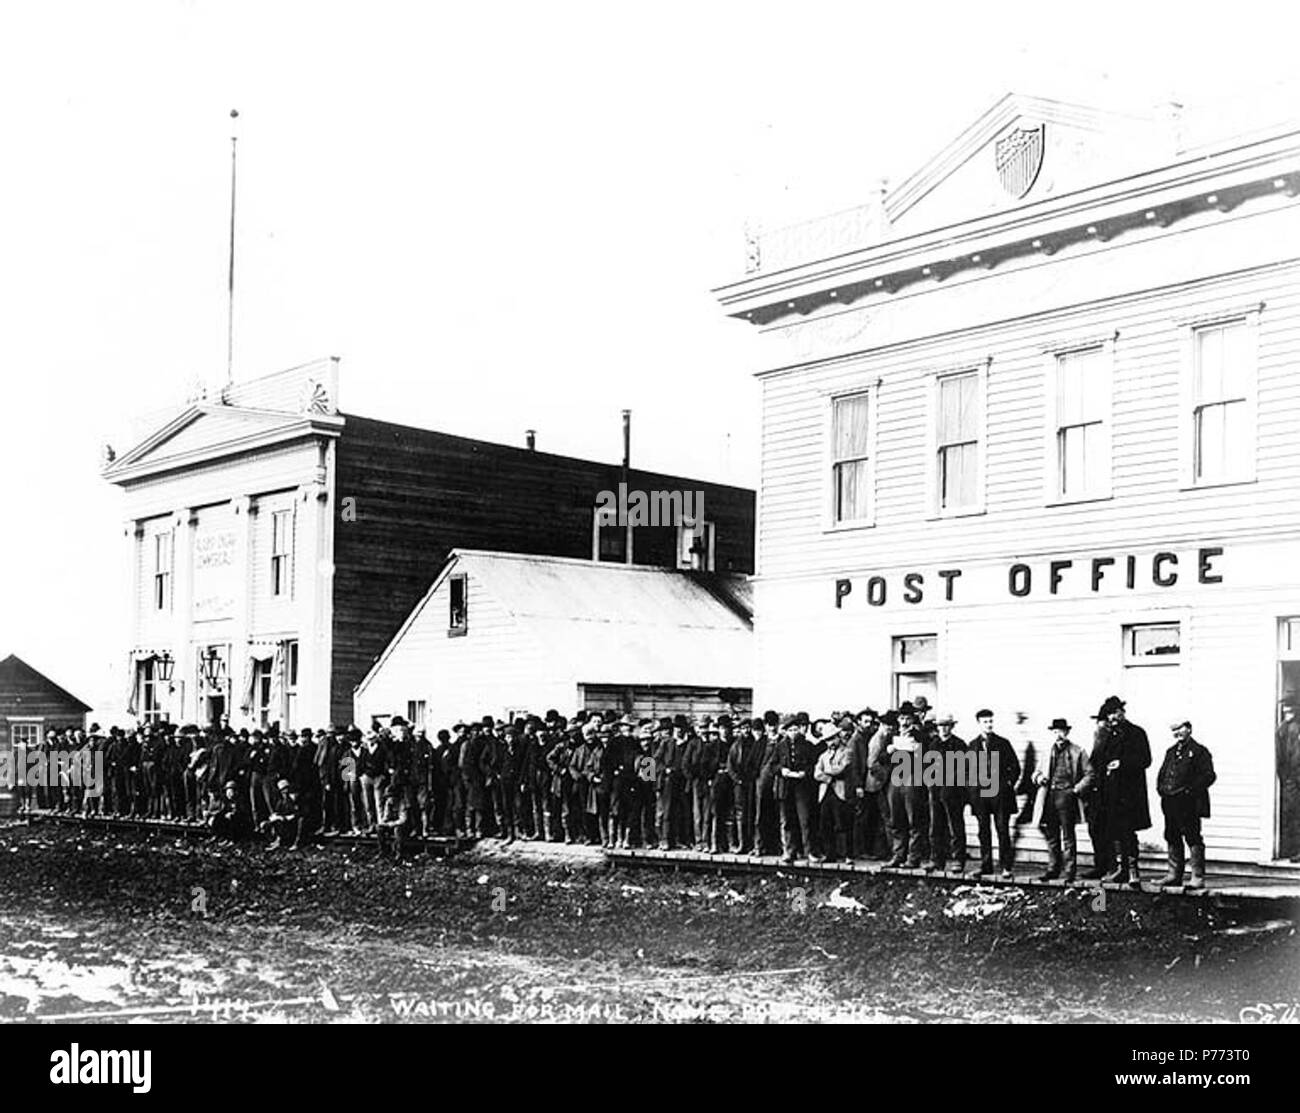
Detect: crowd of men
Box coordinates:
(14, 694, 1219, 886)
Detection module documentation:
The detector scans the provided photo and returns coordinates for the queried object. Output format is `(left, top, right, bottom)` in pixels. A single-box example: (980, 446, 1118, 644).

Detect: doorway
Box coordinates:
(1277, 618, 1300, 860)
(1120, 621, 1185, 850)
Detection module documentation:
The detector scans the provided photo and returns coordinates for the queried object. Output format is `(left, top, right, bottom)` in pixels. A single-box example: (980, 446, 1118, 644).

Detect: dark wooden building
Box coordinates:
(105, 359, 756, 728)
(0, 654, 92, 817)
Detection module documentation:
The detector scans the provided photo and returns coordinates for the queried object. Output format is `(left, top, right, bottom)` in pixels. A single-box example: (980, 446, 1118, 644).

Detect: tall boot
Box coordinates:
(1128, 853, 1143, 889)
(1186, 844, 1206, 890)
(1101, 842, 1129, 883)
(1158, 842, 1185, 888)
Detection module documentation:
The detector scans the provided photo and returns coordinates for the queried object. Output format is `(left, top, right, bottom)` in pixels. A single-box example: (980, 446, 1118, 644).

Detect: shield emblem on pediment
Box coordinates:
(995, 124, 1045, 199)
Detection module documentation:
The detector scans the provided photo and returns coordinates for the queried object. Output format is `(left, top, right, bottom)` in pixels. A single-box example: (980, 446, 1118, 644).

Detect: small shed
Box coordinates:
(353, 550, 753, 730)
(0, 654, 92, 816)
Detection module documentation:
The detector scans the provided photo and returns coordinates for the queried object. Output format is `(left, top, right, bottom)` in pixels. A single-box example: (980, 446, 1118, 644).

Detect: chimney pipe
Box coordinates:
(525, 429, 536, 451)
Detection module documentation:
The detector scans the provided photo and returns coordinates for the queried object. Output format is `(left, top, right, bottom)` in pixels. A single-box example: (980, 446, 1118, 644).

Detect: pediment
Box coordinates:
(885, 94, 1160, 237)
(105, 404, 341, 483)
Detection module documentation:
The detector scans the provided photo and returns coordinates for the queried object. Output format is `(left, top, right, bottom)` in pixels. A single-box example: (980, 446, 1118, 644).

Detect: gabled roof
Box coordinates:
(0, 654, 92, 713)
(884, 93, 1155, 226)
(357, 550, 753, 695)
(103, 403, 344, 485)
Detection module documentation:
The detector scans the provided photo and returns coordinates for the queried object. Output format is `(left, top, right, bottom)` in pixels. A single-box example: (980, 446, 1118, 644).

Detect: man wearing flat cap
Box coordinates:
(1091, 695, 1152, 886)
(1156, 721, 1216, 889)
(1033, 718, 1092, 882)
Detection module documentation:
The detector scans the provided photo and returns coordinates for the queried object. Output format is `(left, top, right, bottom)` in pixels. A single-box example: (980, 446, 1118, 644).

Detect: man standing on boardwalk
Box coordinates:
(1156, 721, 1216, 890)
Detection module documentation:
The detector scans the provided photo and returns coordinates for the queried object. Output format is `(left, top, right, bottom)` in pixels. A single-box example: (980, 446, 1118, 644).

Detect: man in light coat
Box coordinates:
(1034, 718, 1092, 883)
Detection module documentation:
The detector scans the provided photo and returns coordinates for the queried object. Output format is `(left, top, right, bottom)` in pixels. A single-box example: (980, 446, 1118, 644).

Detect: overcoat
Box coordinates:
(1092, 719, 1152, 832)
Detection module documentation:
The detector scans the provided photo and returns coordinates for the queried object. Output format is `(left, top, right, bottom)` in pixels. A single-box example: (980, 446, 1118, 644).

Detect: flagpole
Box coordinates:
(226, 108, 239, 389)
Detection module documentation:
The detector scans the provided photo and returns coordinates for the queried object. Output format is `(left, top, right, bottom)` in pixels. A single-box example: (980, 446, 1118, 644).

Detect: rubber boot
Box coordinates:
(1128, 855, 1142, 889)
(1158, 842, 1185, 888)
(1186, 844, 1206, 890)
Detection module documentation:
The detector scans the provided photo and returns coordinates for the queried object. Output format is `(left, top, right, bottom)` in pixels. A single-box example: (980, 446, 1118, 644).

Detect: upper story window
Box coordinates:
(830, 392, 872, 526)
(153, 530, 174, 612)
(270, 509, 293, 598)
(594, 509, 627, 563)
(1049, 344, 1112, 502)
(934, 369, 984, 515)
(448, 573, 468, 636)
(1190, 318, 1255, 486)
(677, 518, 715, 571)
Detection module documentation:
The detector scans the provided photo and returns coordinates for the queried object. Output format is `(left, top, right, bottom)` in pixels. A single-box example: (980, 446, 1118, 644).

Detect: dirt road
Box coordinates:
(0, 823, 1295, 1023)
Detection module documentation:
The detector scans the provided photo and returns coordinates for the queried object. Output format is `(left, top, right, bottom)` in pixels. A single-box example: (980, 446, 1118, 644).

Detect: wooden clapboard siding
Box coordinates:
(352, 560, 565, 728)
(758, 258, 1300, 581)
(249, 490, 299, 635)
(329, 415, 755, 727)
(0, 656, 92, 813)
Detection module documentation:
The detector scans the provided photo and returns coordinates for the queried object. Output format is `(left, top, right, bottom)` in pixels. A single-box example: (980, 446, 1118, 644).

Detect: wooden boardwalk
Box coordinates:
(12, 811, 1300, 906)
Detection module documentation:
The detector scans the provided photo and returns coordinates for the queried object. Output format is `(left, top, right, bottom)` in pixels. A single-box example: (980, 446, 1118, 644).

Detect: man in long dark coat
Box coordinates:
(1092, 695, 1151, 886)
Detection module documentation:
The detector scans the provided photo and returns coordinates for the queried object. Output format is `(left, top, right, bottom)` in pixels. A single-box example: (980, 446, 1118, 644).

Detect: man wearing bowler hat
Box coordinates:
(1034, 718, 1092, 883)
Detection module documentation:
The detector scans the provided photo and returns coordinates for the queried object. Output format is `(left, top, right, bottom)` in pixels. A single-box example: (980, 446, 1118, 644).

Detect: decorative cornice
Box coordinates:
(104, 407, 345, 486)
(715, 131, 1300, 328)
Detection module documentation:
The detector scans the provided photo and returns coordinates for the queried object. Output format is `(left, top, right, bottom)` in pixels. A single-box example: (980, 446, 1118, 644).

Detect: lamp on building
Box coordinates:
(155, 652, 175, 684)
(200, 647, 226, 689)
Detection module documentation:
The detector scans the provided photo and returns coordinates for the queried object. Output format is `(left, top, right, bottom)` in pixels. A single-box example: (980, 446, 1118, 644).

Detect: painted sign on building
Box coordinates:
(193, 526, 236, 622)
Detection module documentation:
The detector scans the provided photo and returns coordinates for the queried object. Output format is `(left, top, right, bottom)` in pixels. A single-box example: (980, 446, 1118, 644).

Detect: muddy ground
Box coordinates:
(0, 822, 1296, 1023)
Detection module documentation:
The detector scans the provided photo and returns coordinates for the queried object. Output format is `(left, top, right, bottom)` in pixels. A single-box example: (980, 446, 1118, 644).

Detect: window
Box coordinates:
(10, 722, 42, 749)
(271, 509, 293, 597)
(1280, 617, 1300, 658)
(1192, 319, 1252, 484)
(141, 658, 166, 723)
(934, 370, 983, 514)
(1050, 346, 1111, 500)
(593, 508, 627, 563)
(448, 574, 468, 636)
(255, 660, 274, 729)
(677, 518, 715, 571)
(1123, 622, 1181, 666)
(153, 530, 173, 612)
(892, 635, 938, 706)
(407, 700, 427, 731)
(284, 640, 299, 730)
(830, 392, 872, 525)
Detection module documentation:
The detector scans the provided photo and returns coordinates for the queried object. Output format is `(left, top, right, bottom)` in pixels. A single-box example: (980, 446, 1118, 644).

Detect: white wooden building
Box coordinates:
(714, 94, 1300, 865)
(354, 550, 753, 729)
(104, 361, 754, 732)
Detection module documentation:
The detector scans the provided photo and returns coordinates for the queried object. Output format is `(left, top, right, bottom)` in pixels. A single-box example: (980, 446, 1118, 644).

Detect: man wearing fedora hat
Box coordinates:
(925, 713, 969, 874)
(1092, 696, 1152, 886)
(1034, 718, 1092, 882)
(813, 719, 854, 862)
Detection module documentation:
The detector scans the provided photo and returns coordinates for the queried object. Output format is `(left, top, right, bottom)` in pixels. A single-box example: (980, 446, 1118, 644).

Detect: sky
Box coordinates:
(1, 0, 1295, 713)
